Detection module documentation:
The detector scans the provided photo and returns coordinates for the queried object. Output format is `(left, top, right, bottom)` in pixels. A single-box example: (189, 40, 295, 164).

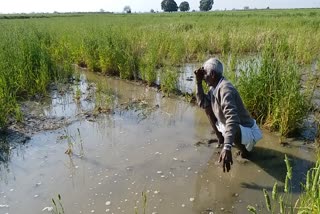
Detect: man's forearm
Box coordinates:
(196, 82, 209, 108)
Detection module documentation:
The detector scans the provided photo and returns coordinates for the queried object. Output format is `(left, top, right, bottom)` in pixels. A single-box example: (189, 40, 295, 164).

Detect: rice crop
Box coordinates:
(0, 9, 319, 136)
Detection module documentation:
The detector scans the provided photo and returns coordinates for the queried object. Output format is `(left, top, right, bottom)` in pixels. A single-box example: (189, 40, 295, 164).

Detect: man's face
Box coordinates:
(204, 70, 214, 86)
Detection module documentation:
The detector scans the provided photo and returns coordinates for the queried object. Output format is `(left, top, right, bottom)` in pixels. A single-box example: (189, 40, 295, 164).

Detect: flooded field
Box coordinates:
(0, 70, 316, 214)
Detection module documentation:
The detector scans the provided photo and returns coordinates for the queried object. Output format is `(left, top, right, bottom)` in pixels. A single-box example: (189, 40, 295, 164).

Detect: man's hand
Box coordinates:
(219, 149, 233, 172)
(194, 67, 205, 84)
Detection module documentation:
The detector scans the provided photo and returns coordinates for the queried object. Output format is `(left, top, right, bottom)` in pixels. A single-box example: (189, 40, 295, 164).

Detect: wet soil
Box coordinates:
(0, 70, 316, 214)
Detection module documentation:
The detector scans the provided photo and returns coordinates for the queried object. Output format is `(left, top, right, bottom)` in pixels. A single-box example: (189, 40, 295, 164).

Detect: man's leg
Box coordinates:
(233, 125, 250, 158)
(204, 107, 224, 146)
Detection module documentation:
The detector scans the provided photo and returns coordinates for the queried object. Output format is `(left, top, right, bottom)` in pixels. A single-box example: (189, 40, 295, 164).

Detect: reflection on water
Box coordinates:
(0, 71, 316, 214)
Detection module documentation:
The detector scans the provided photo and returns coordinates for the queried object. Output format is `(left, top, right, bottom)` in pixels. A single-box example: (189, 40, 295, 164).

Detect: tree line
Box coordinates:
(161, 0, 213, 12)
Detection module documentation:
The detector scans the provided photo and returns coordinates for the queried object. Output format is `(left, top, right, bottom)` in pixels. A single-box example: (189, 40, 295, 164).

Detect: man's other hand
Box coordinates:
(219, 149, 233, 172)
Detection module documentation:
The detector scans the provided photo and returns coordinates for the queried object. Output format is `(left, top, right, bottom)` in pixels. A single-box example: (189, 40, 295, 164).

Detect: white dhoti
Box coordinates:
(216, 120, 262, 152)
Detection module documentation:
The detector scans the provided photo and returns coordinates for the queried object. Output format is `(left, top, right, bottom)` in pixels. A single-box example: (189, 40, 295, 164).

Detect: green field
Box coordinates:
(0, 9, 320, 213)
(0, 9, 319, 135)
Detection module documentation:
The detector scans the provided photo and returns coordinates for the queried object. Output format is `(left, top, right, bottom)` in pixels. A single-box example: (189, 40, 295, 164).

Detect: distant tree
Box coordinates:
(179, 1, 190, 12)
(150, 9, 155, 13)
(123, 5, 131, 13)
(99, 9, 105, 13)
(199, 0, 214, 11)
(243, 6, 249, 10)
(266, 6, 270, 9)
(161, 0, 178, 12)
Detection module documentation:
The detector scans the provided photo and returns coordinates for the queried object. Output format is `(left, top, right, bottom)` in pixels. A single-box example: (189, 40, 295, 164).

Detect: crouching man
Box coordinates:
(195, 58, 262, 172)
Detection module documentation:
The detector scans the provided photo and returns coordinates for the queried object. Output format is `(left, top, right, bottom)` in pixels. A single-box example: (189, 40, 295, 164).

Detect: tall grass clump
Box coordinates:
(138, 35, 165, 85)
(248, 154, 320, 214)
(0, 23, 73, 128)
(82, 28, 138, 79)
(235, 35, 310, 136)
(160, 67, 179, 95)
(0, 81, 17, 127)
(297, 154, 320, 213)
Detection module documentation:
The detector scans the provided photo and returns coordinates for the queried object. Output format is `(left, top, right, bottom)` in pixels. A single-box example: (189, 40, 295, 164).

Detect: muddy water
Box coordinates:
(0, 71, 316, 214)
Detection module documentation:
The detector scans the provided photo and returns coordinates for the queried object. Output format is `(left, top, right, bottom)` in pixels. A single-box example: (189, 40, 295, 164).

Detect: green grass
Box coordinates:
(248, 154, 320, 214)
(225, 36, 310, 137)
(0, 9, 319, 136)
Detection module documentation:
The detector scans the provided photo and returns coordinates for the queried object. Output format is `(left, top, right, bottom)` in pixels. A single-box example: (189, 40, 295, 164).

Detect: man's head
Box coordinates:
(203, 58, 223, 86)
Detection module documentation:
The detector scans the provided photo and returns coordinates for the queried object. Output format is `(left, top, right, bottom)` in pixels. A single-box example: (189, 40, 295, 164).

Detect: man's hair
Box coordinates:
(203, 58, 223, 77)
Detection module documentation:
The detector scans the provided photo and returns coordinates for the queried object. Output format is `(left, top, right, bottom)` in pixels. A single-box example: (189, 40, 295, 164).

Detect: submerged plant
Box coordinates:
(62, 128, 84, 157)
(134, 191, 148, 214)
(51, 194, 65, 214)
(94, 81, 114, 114)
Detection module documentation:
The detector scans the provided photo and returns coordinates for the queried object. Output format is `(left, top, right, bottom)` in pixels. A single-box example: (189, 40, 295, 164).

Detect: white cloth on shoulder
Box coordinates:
(216, 120, 262, 152)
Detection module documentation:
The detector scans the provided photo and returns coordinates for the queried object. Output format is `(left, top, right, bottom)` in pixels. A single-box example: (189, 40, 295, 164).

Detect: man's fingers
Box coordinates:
(226, 162, 231, 172)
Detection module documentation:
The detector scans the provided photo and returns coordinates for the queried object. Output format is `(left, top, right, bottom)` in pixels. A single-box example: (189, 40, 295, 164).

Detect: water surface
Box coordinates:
(0, 71, 315, 214)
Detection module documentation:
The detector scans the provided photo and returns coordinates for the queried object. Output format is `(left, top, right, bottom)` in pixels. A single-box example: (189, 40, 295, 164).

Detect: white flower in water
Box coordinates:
(105, 201, 111, 206)
(173, 157, 178, 161)
(42, 207, 53, 212)
(181, 204, 185, 207)
(157, 171, 162, 174)
(154, 191, 159, 194)
(106, 209, 110, 212)
(187, 167, 191, 170)
(91, 210, 95, 213)
(34, 194, 39, 198)
(189, 197, 195, 202)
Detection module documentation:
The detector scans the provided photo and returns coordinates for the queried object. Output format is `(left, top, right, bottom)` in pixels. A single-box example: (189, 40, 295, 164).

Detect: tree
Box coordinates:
(179, 1, 190, 12)
(150, 9, 155, 13)
(161, 0, 178, 12)
(123, 5, 131, 13)
(199, 0, 214, 11)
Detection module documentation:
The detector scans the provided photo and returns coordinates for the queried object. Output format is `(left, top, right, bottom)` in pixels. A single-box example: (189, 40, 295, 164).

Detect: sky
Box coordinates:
(0, 0, 320, 14)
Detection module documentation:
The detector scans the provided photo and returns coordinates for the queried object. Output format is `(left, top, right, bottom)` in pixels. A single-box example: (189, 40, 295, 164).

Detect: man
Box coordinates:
(195, 58, 262, 172)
